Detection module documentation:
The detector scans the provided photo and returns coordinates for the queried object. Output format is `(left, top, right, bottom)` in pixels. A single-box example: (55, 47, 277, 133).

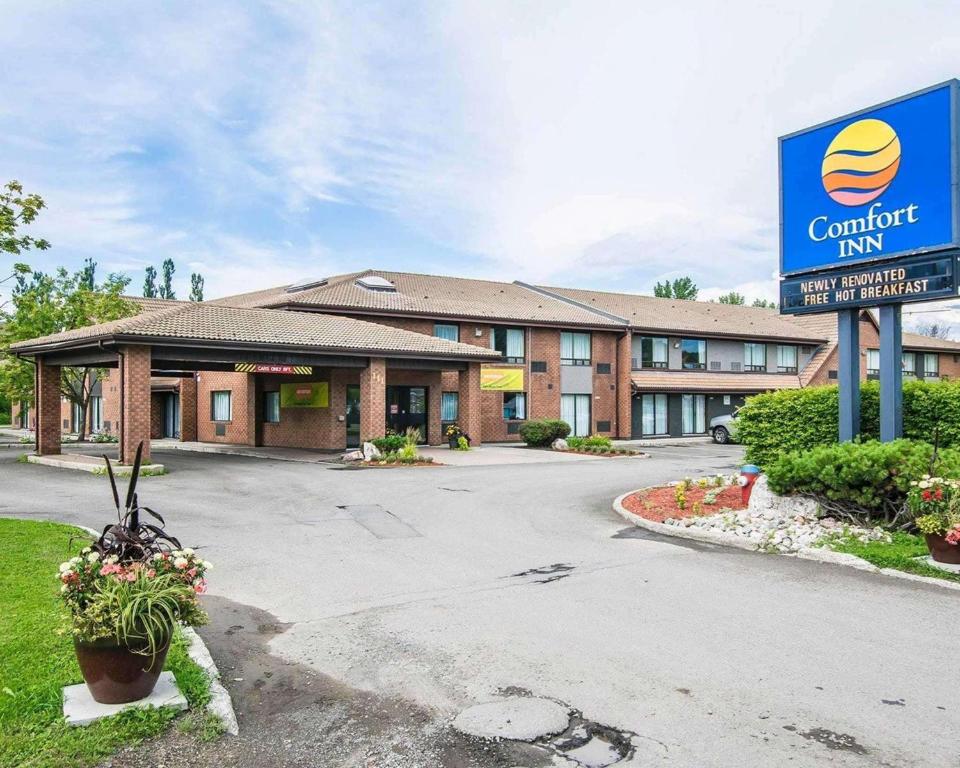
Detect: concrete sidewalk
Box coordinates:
(418, 443, 644, 466)
(152, 439, 341, 464)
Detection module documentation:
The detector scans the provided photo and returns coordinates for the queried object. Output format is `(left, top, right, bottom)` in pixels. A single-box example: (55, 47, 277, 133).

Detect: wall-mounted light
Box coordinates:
(475, 328, 483, 337)
(673, 342, 681, 349)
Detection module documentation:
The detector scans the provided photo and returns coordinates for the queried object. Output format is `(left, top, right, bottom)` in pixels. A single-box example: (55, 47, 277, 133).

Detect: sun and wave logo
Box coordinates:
(821, 118, 901, 207)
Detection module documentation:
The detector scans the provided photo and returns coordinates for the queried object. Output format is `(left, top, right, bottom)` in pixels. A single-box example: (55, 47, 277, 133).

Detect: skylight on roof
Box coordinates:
(355, 275, 396, 292)
(286, 277, 328, 293)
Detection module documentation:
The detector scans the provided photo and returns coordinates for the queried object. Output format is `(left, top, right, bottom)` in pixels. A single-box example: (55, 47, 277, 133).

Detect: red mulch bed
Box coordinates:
(622, 484, 746, 523)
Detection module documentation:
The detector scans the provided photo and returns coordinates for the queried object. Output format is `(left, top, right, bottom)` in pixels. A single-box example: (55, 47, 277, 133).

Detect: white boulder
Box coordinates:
(552, 438, 569, 451)
(341, 450, 363, 462)
(747, 475, 819, 518)
(362, 442, 382, 461)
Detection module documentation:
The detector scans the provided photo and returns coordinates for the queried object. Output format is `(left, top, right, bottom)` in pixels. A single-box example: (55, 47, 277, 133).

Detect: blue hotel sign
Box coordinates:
(780, 81, 960, 280)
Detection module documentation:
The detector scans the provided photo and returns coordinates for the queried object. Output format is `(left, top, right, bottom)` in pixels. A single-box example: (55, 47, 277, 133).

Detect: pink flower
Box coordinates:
(193, 581, 206, 594)
(945, 526, 960, 545)
(147, 569, 156, 578)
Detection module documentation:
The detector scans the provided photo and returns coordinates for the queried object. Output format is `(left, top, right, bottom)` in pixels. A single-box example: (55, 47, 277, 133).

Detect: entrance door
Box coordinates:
(386, 386, 428, 442)
(162, 393, 180, 438)
(346, 385, 361, 448)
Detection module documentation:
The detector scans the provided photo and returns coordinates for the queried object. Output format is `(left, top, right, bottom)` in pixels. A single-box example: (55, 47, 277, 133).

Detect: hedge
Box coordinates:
(737, 379, 960, 467)
(517, 419, 571, 447)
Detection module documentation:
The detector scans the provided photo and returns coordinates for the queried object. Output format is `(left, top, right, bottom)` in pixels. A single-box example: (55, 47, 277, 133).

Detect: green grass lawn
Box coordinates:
(0, 518, 211, 768)
(825, 530, 960, 584)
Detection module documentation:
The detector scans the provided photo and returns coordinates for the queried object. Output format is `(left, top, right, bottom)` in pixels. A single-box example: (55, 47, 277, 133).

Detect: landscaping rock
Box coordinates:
(747, 475, 819, 518)
(341, 450, 363, 462)
(551, 438, 569, 451)
(362, 442, 381, 461)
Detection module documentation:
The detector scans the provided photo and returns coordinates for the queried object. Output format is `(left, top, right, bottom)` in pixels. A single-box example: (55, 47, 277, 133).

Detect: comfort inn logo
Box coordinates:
(808, 117, 918, 258)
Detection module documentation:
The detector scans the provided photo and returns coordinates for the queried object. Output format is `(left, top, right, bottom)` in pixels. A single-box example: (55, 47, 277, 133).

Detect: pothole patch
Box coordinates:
(452, 697, 571, 742)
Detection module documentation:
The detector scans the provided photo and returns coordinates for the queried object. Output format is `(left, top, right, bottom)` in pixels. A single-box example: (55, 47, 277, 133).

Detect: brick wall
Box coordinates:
(150, 393, 163, 439)
(591, 331, 619, 435)
(196, 371, 254, 444)
(36, 360, 61, 455)
(616, 332, 633, 438)
(259, 368, 351, 450)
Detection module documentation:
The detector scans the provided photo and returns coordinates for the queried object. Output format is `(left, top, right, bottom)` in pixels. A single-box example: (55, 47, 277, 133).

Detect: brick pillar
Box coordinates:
(120, 345, 152, 464)
(427, 371, 443, 445)
(36, 358, 62, 456)
(458, 361, 482, 445)
(179, 375, 198, 442)
(616, 331, 633, 439)
(247, 373, 258, 446)
(360, 357, 387, 441)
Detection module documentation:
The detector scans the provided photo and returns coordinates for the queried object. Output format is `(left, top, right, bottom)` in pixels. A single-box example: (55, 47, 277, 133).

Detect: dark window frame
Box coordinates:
(680, 338, 707, 370)
(502, 391, 527, 421)
(263, 390, 280, 423)
(492, 327, 525, 364)
(560, 331, 592, 366)
(639, 336, 669, 369)
(434, 322, 459, 342)
(210, 390, 232, 422)
(441, 391, 459, 421)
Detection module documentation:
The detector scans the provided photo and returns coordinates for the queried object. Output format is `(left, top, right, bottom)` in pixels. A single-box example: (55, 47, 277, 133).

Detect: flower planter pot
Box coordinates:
(448, 437, 460, 449)
(924, 533, 960, 564)
(74, 634, 171, 704)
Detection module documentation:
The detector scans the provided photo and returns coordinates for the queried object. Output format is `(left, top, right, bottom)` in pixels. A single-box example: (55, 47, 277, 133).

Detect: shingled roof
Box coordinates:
(631, 369, 803, 393)
(10, 303, 502, 361)
(212, 270, 625, 328)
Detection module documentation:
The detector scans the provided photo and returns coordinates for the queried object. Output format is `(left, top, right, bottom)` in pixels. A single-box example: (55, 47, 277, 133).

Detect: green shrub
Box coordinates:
(567, 434, 612, 450)
(370, 434, 406, 453)
(765, 439, 960, 516)
(736, 379, 960, 467)
(518, 419, 571, 447)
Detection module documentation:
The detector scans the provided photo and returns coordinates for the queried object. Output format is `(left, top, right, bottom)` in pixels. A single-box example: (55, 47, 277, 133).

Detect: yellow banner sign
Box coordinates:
(480, 367, 524, 391)
(280, 381, 329, 408)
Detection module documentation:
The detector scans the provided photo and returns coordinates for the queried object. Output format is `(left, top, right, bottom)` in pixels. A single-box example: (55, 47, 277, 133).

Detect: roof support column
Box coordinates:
(360, 357, 387, 441)
(119, 345, 152, 464)
(458, 361, 482, 445)
(616, 331, 633, 439)
(35, 357, 62, 456)
(179, 374, 198, 442)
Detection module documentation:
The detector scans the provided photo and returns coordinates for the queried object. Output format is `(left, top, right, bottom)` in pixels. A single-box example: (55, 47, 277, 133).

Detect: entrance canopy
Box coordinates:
(9, 303, 502, 370)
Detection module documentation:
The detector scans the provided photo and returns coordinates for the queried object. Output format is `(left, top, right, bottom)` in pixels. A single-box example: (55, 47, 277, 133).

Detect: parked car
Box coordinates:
(709, 413, 737, 444)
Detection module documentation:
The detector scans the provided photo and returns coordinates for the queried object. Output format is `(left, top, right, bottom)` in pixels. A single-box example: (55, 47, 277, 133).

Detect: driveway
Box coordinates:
(2, 442, 957, 767)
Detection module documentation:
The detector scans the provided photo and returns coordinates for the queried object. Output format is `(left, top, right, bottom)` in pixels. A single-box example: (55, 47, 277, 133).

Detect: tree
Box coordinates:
(1, 266, 136, 441)
(717, 291, 745, 305)
(916, 320, 952, 340)
(653, 276, 698, 300)
(143, 265, 158, 298)
(752, 298, 778, 309)
(159, 258, 176, 300)
(189, 272, 204, 302)
(79, 257, 96, 290)
(1, 180, 50, 260)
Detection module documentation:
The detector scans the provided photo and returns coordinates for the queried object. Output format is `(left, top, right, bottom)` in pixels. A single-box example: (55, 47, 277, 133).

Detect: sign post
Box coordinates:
(778, 81, 960, 443)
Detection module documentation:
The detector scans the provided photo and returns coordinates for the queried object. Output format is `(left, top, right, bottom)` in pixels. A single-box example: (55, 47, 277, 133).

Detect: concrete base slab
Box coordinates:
(26, 454, 165, 476)
(63, 671, 187, 726)
(917, 556, 960, 574)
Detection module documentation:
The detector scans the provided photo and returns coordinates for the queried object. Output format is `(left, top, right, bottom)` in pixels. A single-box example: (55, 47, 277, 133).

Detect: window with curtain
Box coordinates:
(640, 337, 668, 368)
(924, 353, 939, 377)
(502, 392, 526, 420)
(492, 327, 525, 363)
(744, 343, 766, 371)
(641, 394, 668, 435)
(681, 339, 706, 369)
(89, 396, 103, 432)
(561, 394, 591, 436)
(263, 391, 280, 423)
(211, 390, 232, 421)
(867, 349, 879, 374)
(560, 332, 591, 365)
(777, 345, 798, 373)
(902, 353, 916, 376)
(441, 392, 459, 421)
(681, 394, 706, 434)
(434, 323, 459, 342)
(71, 403, 82, 433)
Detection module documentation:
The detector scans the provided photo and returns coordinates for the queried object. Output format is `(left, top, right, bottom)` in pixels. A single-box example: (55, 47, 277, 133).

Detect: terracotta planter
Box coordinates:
(74, 634, 171, 704)
(924, 533, 960, 565)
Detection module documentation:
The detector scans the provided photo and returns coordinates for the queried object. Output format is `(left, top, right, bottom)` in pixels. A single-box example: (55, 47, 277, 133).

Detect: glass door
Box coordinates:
(162, 393, 181, 438)
(346, 385, 361, 447)
(681, 394, 706, 434)
(386, 386, 428, 442)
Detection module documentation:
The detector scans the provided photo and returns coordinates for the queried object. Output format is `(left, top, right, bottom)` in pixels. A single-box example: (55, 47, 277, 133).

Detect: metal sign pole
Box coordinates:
(837, 308, 861, 441)
(879, 304, 904, 441)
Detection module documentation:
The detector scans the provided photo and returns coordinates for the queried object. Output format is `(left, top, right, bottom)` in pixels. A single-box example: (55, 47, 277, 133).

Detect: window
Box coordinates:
(744, 343, 766, 371)
(503, 392, 526, 420)
(18, 401, 29, 429)
(641, 394, 668, 436)
(434, 323, 459, 342)
(682, 394, 706, 434)
(263, 391, 280, 423)
(902, 353, 916, 377)
(441, 392, 459, 421)
(924, 353, 939, 377)
(89, 396, 103, 432)
(777, 345, 798, 373)
(561, 394, 591, 437)
(211, 390, 232, 421)
(71, 403, 82, 433)
(492, 327, 525, 363)
(867, 349, 879, 375)
(681, 339, 706, 369)
(639, 337, 668, 368)
(560, 332, 591, 365)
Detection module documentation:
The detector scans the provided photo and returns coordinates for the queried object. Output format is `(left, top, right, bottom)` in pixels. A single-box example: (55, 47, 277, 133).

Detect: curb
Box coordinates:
(612, 488, 960, 593)
(74, 525, 239, 734)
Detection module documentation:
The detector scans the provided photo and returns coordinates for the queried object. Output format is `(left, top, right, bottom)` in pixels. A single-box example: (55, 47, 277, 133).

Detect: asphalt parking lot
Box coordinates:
(2, 440, 958, 767)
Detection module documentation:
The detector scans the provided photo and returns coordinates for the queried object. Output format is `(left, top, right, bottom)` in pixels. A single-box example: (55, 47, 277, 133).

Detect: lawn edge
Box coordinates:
(612, 487, 960, 593)
(74, 524, 239, 735)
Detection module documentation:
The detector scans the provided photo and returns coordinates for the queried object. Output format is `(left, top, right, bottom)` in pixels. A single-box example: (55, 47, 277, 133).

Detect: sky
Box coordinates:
(4, 0, 960, 332)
